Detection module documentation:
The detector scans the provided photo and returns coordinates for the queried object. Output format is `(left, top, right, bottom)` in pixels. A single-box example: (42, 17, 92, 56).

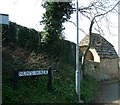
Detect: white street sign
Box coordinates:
(18, 70, 48, 77)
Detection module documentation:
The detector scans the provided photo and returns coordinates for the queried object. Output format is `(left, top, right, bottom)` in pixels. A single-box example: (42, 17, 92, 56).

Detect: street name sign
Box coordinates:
(18, 70, 48, 77)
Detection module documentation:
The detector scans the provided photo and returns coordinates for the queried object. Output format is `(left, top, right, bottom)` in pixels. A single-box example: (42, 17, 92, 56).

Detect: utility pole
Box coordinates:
(75, 0, 81, 103)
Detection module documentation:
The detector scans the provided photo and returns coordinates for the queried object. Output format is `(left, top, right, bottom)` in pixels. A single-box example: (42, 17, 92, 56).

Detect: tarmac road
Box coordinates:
(92, 80, 120, 104)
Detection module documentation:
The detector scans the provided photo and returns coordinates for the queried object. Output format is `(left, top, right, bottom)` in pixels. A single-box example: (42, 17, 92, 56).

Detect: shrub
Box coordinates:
(81, 75, 99, 103)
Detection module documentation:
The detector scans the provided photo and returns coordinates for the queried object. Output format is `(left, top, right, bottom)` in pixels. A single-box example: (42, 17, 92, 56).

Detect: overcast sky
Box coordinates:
(0, 0, 118, 53)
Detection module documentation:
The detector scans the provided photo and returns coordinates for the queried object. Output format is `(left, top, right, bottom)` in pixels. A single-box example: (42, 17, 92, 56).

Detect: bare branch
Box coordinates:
(92, 1, 120, 23)
(94, 18, 105, 35)
(68, 20, 87, 35)
(81, 1, 120, 75)
(79, 1, 97, 11)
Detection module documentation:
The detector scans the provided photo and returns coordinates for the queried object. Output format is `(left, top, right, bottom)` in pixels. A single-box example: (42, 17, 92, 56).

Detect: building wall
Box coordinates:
(80, 46, 119, 81)
(99, 58, 119, 80)
(89, 48, 100, 62)
(80, 46, 100, 62)
(84, 58, 119, 81)
(84, 60, 100, 80)
(86, 51, 94, 61)
(80, 46, 87, 52)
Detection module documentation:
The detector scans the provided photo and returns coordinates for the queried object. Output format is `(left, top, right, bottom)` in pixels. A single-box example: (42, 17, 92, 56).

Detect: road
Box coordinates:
(92, 80, 120, 104)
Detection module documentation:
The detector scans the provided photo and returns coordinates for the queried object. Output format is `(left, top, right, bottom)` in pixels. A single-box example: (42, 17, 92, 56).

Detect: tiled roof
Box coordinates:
(80, 33, 118, 58)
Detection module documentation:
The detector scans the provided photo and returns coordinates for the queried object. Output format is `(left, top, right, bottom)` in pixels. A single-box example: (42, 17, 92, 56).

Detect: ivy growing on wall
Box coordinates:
(2, 22, 41, 52)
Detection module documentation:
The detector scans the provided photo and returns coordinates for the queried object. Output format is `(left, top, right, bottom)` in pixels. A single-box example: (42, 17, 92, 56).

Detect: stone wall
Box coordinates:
(84, 60, 100, 80)
(99, 58, 119, 80)
(84, 58, 119, 81)
(63, 40, 76, 69)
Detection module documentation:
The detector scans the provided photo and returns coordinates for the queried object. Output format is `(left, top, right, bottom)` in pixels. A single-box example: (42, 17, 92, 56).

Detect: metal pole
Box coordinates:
(76, 0, 81, 102)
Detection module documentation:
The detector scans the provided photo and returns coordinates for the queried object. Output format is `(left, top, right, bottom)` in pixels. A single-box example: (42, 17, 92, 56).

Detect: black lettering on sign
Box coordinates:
(19, 71, 34, 76)
(31, 71, 34, 75)
(40, 71, 43, 74)
(19, 71, 24, 77)
(35, 71, 39, 75)
(44, 70, 48, 74)
(25, 71, 29, 76)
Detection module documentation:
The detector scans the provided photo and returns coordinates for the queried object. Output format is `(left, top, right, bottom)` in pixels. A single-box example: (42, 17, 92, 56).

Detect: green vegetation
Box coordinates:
(2, 22, 40, 52)
(3, 44, 98, 103)
(41, 2, 73, 42)
(2, 22, 99, 103)
(2, 44, 77, 103)
(81, 75, 99, 103)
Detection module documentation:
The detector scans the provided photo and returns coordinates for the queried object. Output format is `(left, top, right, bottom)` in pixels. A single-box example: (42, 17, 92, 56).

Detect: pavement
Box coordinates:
(92, 80, 120, 104)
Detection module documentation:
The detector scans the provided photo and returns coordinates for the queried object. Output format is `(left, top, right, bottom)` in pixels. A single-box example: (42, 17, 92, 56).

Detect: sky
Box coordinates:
(0, 0, 118, 53)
